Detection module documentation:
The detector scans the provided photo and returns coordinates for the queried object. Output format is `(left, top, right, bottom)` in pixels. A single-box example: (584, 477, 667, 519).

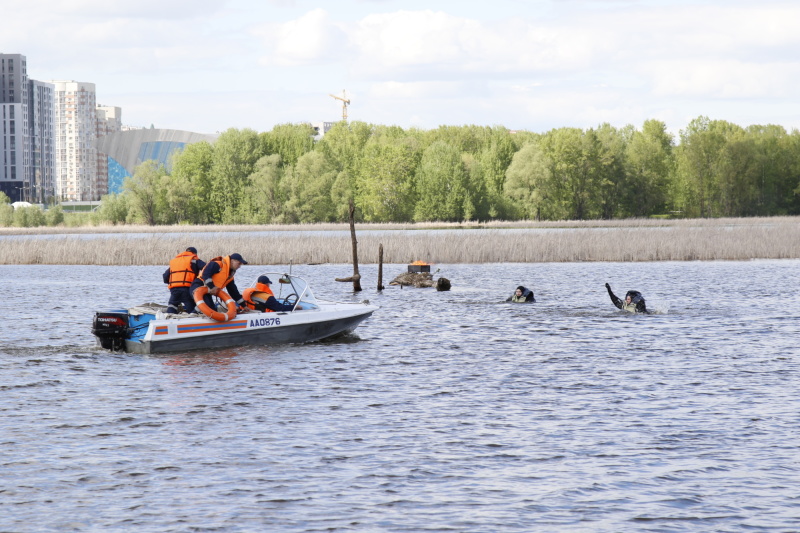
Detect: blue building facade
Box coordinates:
(96, 129, 217, 195)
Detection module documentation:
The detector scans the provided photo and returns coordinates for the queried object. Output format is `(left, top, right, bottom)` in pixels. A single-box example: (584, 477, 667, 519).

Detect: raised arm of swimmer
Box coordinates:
(606, 283, 623, 309)
(606, 282, 649, 314)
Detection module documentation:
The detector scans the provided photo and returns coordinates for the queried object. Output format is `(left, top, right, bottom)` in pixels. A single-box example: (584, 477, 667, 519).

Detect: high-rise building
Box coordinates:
(0, 53, 33, 202)
(96, 105, 121, 198)
(51, 80, 98, 201)
(30, 80, 56, 203)
(0, 53, 55, 203)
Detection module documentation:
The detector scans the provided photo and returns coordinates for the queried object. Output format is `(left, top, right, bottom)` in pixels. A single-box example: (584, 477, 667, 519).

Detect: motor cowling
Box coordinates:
(92, 311, 130, 351)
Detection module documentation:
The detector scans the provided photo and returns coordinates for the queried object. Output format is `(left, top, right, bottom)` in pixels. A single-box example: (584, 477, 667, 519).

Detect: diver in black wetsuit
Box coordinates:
(507, 285, 535, 303)
(606, 283, 648, 314)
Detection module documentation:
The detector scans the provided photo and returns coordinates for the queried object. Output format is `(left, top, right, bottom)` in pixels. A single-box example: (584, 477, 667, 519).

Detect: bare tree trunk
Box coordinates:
(377, 244, 384, 291)
(335, 198, 362, 291)
(349, 199, 362, 292)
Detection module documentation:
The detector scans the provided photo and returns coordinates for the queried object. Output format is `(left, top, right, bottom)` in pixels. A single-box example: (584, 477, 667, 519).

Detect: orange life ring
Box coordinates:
(193, 286, 237, 322)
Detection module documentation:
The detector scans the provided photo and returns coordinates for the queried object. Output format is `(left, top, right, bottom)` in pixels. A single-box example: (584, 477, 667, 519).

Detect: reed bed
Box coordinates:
(2, 217, 799, 265)
(0, 216, 796, 235)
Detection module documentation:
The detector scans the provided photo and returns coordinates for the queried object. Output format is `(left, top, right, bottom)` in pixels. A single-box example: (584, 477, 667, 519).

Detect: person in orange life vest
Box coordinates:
(243, 275, 295, 312)
(189, 253, 248, 312)
(162, 247, 206, 314)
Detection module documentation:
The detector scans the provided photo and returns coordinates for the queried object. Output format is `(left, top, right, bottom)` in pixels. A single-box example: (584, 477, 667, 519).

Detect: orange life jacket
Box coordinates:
(243, 283, 275, 312)
(167, 251, 198, 288)
(201, 256, 234, 290)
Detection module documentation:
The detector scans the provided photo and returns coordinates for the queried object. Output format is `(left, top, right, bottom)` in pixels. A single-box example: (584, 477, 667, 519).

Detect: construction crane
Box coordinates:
(329, 90, 350, 121)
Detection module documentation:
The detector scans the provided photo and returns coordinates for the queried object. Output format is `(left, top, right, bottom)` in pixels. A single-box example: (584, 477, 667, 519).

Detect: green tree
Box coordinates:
(461, 153, 489, 221)
(479, 127, 518, 219)
(355, 139, 418, 222)
(45, 205, 65, 226)
(625, 120, 673, 217)
(414, 141, 469, 221)
(316, 121, 374, 219)
(594, 123, 629, 219)
(674, 117, 744, 217)
(93, 193, 130, 225)
(170, 141, 215, 224)
(160, 171, 196, 224)
(12, 205, 46, 227)
(209, 128, 265, 223)
(746, 125, 800, 215)
(282, 151, 338, 223)
(0, 203, 12, 226)
(539, 128, 602, 220)
(261, 123, 316, 168)
(242, 154, 285, 224)
(504, 141, 560, 220)
(124, 160, 168, 225)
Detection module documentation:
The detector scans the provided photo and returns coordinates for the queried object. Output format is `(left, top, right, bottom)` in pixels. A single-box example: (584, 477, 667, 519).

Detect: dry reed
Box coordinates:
(2, 217, 799, 265)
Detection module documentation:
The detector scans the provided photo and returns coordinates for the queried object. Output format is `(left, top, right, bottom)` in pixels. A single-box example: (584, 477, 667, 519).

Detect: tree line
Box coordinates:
(2, 117, 800, 227)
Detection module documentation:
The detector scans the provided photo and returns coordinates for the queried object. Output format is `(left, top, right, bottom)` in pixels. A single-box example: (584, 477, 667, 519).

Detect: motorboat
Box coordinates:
(92, 272, 377, 354)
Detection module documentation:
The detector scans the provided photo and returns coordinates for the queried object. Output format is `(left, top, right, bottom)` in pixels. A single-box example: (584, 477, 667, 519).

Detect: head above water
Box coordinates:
(625, 290, 644, 304)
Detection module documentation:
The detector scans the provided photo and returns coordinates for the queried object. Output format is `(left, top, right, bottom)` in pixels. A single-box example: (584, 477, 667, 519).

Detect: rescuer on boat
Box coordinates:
(507, 285, 535, 303)
(163, 247, 206, 314)
(242, 275, 295, 312)
(190, 253, 248, 313)
(605, 283, 649, 314)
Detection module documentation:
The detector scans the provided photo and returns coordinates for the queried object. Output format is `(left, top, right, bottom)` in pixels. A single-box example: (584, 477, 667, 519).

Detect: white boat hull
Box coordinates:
(93, 272, 376, 354)
(125, 302, 375, 354)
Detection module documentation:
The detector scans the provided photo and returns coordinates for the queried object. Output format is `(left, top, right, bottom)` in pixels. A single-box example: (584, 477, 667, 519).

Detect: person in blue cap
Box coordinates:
(242, 275, 295, 312)
(163, 247, 206, 314)
(190, 253, 249, 312)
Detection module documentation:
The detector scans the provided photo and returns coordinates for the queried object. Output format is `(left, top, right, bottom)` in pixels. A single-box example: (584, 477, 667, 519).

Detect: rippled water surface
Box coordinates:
(2, 261, 799, 532)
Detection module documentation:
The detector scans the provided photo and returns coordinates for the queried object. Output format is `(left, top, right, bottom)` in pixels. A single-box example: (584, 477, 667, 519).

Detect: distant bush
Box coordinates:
(0, 202, 12, 226)
(45, 205, 65, 226)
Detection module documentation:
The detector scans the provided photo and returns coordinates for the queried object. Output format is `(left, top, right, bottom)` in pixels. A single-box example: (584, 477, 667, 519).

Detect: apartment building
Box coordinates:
(52, 80, 98, 201)
(30, 79, 56, 203)
(0, 53, 32, 201)
(0, 53, 57, 203)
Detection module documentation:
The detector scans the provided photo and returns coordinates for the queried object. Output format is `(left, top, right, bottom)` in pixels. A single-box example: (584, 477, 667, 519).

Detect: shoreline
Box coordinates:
(0, 216, 793, 236)
(2, 217, 799, 265)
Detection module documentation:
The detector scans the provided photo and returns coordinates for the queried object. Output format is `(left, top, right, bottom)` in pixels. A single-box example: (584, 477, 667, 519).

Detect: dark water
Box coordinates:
(2, 261, 799, 532)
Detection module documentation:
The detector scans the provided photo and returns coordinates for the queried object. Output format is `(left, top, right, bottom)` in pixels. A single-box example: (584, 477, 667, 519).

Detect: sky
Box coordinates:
(3, 0, 800, 137)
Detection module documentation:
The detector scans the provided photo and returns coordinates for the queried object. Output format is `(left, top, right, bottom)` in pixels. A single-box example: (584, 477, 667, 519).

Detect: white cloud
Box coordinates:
(17, 0, 225, 19)
(253, 9, 348, 66)
(349, 10, 599, 78)
(7, 0, 800, 133)
(646, 60, 798, 99)
(369, 80, 467, 99)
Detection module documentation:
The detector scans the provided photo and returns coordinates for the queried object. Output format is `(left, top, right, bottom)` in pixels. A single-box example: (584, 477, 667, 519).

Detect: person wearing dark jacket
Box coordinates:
(507, 285, 535, 303)
(605, 283, 648, 314)
(163, 247, 206, 314)
(190, 253, 248, 312)
(242, 276, 295, 312)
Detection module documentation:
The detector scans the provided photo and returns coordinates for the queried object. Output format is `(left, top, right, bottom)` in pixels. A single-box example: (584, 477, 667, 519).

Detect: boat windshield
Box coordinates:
(246, 272, 317, 309)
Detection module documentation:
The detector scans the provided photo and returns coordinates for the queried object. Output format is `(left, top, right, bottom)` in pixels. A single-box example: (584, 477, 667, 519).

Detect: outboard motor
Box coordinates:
(92, 311, 130, 351)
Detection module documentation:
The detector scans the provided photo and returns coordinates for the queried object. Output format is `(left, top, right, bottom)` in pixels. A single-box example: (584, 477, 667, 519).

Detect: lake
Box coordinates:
(1, 261, 799, 532)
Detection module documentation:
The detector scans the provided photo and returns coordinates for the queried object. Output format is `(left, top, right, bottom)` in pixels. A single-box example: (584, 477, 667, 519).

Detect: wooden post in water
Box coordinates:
(377, 244, 384, 291)
(335, 198, 362, 292)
